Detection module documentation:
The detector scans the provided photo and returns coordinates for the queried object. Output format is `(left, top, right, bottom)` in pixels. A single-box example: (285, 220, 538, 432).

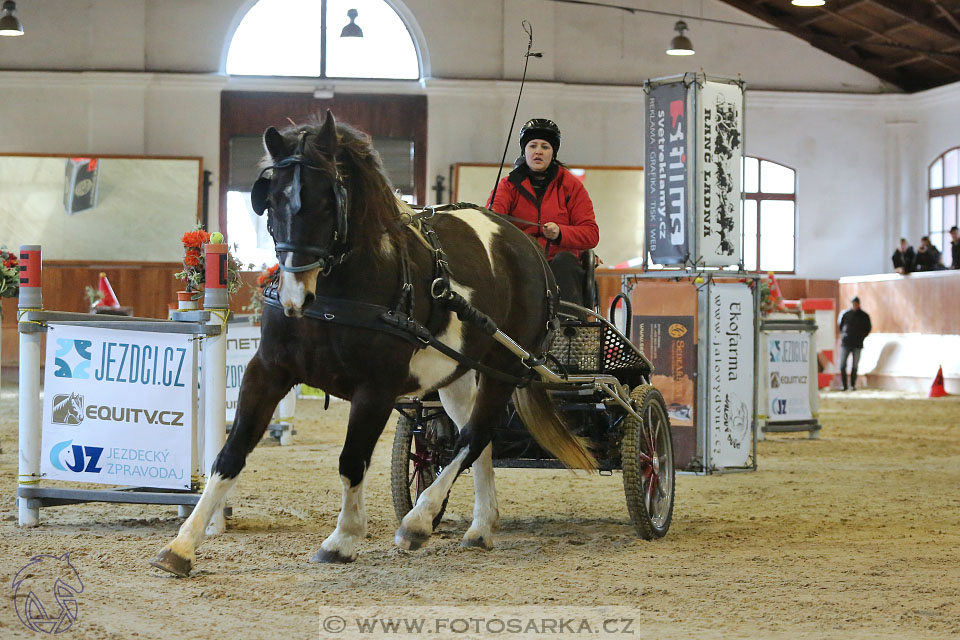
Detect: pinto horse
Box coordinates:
(151, 111, 595, 577)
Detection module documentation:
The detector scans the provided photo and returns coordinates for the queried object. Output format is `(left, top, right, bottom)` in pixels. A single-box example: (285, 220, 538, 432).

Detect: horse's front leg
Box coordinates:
(311, 385, 397, 563)
(151, 356, 291, 577)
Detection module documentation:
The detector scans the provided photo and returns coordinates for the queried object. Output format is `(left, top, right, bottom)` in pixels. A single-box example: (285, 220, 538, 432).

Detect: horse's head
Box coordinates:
(13, 552, 84, 633)
(252, 110, 349, 317)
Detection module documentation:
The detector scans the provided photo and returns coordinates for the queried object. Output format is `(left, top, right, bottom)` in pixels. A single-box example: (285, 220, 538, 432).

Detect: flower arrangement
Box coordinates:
(242, 262, 280, 321)
(174, 226, 245, 297)
(0, 247, 19, 300)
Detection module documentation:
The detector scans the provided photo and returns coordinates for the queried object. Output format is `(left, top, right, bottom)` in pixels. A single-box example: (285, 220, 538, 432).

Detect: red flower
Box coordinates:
(181, 230, 211, 249)
(183, 252, 201, 268)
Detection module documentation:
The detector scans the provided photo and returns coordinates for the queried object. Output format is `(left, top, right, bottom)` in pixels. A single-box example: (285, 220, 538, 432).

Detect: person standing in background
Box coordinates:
(915, 236, 944, 271)
(892, 238, 915, 274)
(838, 296, 872, 392)
(950, 226, 959, 269)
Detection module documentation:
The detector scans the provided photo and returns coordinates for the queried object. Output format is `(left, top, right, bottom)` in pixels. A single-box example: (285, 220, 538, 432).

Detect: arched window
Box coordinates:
(226, 0, 420, 79)
(928, 147, 959, 267)
(742, 157, 796, 273)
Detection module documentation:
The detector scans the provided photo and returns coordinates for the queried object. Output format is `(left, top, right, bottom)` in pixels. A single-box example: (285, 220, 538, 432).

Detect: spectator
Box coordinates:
(891, 238, 915, 274)
(915, 236, 944, 272)
(950, 226, 959, 270)
(838, 296, 872, 391)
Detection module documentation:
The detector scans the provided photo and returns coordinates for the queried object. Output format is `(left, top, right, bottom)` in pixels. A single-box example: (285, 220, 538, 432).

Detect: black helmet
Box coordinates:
(519, 118, 561, 155)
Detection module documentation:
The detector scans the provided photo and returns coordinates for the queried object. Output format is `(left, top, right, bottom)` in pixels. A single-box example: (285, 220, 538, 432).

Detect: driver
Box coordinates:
(487, 118, 599, 307)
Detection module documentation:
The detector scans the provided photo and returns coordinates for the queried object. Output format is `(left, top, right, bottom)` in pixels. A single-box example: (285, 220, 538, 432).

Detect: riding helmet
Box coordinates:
(519, 118, 561, 156)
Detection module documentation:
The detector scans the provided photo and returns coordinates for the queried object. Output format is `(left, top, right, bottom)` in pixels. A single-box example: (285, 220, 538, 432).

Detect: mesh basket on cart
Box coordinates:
(549, 321, 648, 375)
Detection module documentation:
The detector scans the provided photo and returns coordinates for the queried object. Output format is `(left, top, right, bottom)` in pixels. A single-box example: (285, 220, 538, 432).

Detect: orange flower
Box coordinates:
(256, 274, 268, 286)
(266, 264, 279, 275)
(184, 252, 201, 268)
(181, 230, 211, 248)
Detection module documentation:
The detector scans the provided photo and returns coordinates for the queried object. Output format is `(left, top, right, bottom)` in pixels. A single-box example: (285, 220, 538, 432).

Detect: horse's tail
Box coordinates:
(513, 386, 597, 472)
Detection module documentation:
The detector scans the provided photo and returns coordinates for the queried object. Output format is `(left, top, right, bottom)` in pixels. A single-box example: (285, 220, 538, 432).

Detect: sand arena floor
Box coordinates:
(0, 385, 958, 639)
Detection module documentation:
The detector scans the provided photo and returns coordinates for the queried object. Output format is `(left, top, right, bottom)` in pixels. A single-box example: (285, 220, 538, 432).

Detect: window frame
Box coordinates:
(928, 146, 960, 265)
(743, 156, 797, 274)
(224, 0, 423, 80)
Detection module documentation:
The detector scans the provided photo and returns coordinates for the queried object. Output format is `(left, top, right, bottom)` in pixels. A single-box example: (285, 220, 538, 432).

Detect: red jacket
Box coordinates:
(487, 163, 599, 260)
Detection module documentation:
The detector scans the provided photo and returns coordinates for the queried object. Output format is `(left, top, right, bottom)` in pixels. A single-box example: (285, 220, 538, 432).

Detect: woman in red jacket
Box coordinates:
(488, 118, 599, 306)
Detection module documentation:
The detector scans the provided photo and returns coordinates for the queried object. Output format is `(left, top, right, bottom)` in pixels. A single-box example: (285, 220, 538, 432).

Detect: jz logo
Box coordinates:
(49, 440, 103, 473)
(54, 339, 93, 379)
(771, 398, 788, 415)
(52, 393, 84, 425)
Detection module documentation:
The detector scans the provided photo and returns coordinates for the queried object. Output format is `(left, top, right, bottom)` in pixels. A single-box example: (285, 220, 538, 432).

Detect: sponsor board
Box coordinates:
(225, 323, 262, 422)
(696, 81, 743, 266)
(644, 82, 691, 265)
(707, 284, 754, 468)
(41, 324, 194, 489)
(767, 331, 813, 421)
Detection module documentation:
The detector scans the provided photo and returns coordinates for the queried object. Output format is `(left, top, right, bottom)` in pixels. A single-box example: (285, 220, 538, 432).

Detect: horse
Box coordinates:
(151, 110, 595, 577)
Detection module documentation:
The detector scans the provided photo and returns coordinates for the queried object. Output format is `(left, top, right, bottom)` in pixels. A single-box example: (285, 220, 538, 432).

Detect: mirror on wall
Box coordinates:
(453, 163, 645, 267)
(0, 155, 202, 262)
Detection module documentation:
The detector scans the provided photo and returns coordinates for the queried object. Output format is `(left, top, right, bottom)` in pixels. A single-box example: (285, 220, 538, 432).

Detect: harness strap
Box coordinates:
(262, 286, 535, 387)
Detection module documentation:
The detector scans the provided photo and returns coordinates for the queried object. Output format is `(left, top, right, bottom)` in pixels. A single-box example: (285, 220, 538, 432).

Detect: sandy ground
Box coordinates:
(0, 384, 958, 639)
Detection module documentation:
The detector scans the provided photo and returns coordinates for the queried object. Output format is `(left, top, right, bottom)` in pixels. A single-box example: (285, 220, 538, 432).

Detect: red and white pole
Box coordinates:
(18, 245, 43, 526)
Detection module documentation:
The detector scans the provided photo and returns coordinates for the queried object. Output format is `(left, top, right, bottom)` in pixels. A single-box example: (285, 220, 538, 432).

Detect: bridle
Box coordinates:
(250, 131, 351, 274)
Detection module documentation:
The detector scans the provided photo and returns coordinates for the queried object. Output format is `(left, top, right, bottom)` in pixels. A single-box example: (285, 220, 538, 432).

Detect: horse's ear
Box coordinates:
(318, 110, 338, 153)
(263, 126, 286, 159)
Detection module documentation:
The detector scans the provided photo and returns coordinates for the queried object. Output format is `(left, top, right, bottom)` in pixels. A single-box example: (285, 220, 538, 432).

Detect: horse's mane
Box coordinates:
(269, 118, 407, 260)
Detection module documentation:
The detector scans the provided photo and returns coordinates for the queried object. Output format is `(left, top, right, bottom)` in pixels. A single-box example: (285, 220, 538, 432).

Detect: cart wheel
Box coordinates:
(621, 385, 675, 539)
(391, 413, 455, 524)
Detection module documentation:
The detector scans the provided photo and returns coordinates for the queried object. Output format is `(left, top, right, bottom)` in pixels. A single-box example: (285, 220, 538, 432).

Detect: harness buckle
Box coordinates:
(430, 278, 449, 299)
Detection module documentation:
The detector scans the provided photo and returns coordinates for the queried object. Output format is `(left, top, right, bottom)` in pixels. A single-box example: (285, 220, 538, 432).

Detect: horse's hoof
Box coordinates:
(310, 548, 355, 564)
(461, 535, 494, 550)
(394, 528, 430, 551)
(150, 548, 192, 577)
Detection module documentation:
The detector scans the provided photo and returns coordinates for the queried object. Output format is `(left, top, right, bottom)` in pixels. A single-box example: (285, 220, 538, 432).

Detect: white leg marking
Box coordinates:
(318, 472, 367, 561)
(395, 448, 469, 549)
(462, 443, 499, 549)
(167, 472, 236, 561)
(450, 209, 502, 269)
(436, 376, 499, 548)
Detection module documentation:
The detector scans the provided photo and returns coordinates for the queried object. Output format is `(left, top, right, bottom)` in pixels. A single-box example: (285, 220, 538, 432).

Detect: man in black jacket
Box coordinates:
(838, 297, 872, 391)
(892, 238, 915, 274)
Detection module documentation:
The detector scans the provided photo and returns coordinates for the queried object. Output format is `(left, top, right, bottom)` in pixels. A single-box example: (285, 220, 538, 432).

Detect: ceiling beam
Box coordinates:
(867, 0, 960, 46)
(719, 0, 914, 88)
(796, 0, 871, 28)
(929, 0, 960, 35)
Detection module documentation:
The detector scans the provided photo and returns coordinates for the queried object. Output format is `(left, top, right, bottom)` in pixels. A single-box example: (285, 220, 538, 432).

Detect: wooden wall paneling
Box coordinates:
(219, 91, 428, 241)
(839, 271, 960, 335)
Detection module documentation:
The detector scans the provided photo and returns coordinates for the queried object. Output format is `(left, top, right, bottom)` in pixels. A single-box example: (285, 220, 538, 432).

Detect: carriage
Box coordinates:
(391, 251, 676, 540)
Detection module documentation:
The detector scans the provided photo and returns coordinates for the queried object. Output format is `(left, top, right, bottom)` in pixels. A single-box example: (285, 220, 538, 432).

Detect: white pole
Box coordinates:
(202, 242, 229, 535)
(18, 245, 43, 527)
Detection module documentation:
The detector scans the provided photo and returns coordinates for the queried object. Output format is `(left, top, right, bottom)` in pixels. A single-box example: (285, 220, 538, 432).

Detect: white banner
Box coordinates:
(225, 323, 296, 423)
(41, 324, 195, 490)
(708, 283, 754, 468)
(225, 323, 261, 422)
(697, 81, 743, 267)
(766, 331, 813, 421)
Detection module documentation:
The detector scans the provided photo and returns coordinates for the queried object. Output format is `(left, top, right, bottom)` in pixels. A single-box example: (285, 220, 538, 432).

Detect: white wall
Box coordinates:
(0, 0, 957, 278)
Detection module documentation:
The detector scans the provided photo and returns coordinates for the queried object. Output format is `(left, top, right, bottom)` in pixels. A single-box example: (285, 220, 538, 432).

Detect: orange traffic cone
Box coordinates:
(767, 271, 787, 311)
(92, 272, 120, 308)
(929, 366, 949, 398)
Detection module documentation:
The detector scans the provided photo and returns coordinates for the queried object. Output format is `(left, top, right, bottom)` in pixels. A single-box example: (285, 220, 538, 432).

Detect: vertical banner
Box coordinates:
(225, 323, 261, 422)
(696, 81, 743, 266)
(40, 324, 194, 490)
(645, 81, 690, 265)
(707, 283, 754, 468)
(766, 331, 813, 421)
